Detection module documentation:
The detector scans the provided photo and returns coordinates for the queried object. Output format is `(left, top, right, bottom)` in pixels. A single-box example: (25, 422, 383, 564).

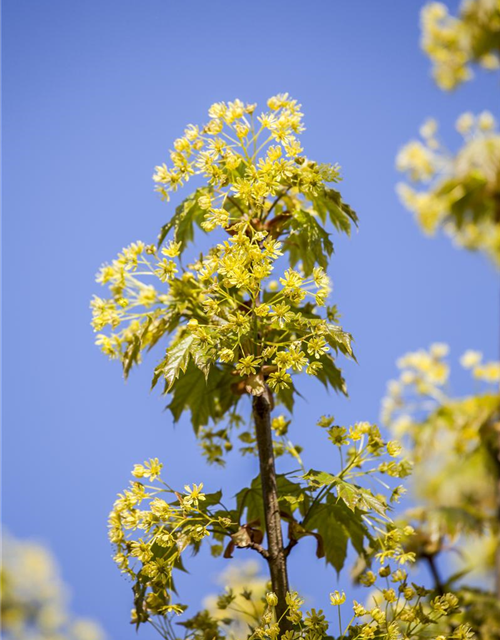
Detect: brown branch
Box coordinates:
(284, 538, 299, 558)
(253, 388, 291, 632)
(247, 541, 270, 559)
(264, 188, 290, 221)
(424, 554, 444, 596)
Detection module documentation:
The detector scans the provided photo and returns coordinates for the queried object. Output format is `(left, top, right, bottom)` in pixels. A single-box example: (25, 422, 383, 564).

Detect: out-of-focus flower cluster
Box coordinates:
(397, 112, 500, 266)
(421, 1, 500, 90)
(383, 343, 500, 451)
(202, 561, 269, 640)
(1, 532, 106, 640)
(382, 344, 500, 577)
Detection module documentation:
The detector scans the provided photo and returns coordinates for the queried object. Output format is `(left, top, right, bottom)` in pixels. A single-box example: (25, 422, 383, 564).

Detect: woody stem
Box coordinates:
(253, 389, 291, 631)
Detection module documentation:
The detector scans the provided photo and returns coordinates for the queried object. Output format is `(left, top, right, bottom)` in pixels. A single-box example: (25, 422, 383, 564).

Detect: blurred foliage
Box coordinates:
(383, 344, 500, 638)
(202, 561, 269, 640)
(421, 0, 500, 90)
(1, 531, 107, 640)
(397, 112, 500, 266)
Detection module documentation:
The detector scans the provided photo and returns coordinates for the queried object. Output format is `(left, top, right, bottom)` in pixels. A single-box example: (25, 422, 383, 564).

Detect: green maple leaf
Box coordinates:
(157, 187, 210, 251)
(163, 334, 196, 391)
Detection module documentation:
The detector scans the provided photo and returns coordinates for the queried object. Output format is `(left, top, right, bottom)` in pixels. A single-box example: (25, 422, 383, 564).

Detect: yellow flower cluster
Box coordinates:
(316, 416, 412, 485)
(151, 94, 328, 205)
(106, 419, 464, 639)
(143, 557, 465, 640)
(311, 416, 415, 571)
(248, 591, 332, 640)
(92, 221, 343, 395)
(397, 112, 500, 266)
(108, 461, 233, 626)
(383, 343, 500, 439)
(383, 345, 500, 612)
(92, 94, 357, 439)
(421, 1, 500, 90)
(382, 343, 500, 529)
(246, 569, 467, 640)
(350, 566, 467, 640)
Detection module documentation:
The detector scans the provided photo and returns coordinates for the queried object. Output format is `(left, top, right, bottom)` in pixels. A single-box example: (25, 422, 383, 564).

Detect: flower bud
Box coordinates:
(266, 592, 278, 607)
(330, 590, 346, 606)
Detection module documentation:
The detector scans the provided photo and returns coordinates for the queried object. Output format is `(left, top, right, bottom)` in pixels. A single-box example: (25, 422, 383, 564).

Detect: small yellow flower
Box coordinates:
(255, 304, 270, 317)
(155, 259, 178, 282)
(382, 588, 397, 602)
(132, 458, 163, 481)
(478, 110, 496, 131)
(353, 600, 366, 616)
(307, 336, 329, 359)
(183, 483, 206, 509)
(386, 441, 402, 457)
(396, 141, 435, 181)
(198, 194, 212, 210)
(268, 370, 292, 391)
(271, 415, 290, 436)
(329, 590, 346, 606)
(236, 355, 262, 376)
(219, 348, 234, 363)
(266, 592, 278, 607)
(268, 280, 278, 292)
(162, 241, 182, 258)
(419, 118, 438, 139)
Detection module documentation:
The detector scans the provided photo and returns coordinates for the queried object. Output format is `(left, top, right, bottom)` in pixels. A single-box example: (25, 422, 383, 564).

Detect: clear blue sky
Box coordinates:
(3, 0, 498, 638)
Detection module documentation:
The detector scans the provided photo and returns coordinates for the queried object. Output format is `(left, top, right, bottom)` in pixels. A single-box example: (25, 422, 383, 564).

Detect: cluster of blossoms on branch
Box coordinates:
(106, 417, 451, 639)
(247, 580, 470, 640)
(396, 111, 500, 266)
(156, 578, 469, 640)
(383, 342, 500, 445)
(382, 344, 500, 589)
(421, 0, 500, 90)
(151, 96, 312, 204)
(91, 228, 335, 395)
(107, 445, 471, 640)
(91, 95, 357, 438)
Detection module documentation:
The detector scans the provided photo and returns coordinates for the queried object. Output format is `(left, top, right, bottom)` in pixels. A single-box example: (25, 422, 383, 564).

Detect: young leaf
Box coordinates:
(236, 474, 306, 529)
(326, 325, 355, 360)
(315, 354, 348, 395)
(307, 496, 371, 571)
(303, 469, 338, 488)
(307, 501, 349, 573)
(163, 334, 196, 391)
(167, 363, 219, 432)
(311, 187, 358, 234)
(284, 209, 334, 275)
(157, 187, 210, 250)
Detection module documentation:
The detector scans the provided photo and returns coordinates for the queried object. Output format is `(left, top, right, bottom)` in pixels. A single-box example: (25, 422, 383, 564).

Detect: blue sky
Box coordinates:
(3, 0, 498, 638)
